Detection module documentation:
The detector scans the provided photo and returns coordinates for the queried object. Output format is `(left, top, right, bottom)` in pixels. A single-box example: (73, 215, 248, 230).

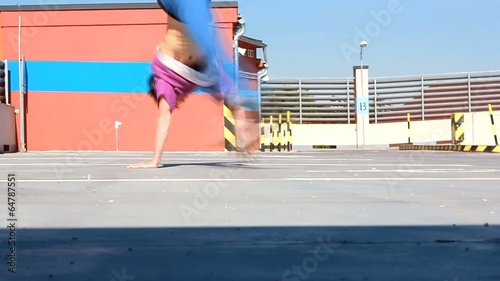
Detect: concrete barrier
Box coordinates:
(261, 120, 451, 148)
(292, 124, 356, 146)
(369, 119, 450, 146)
(399, 111, 500, 153)
(466, 112, 500, 145)
(260, 111, 500, 149)
(0, 103, 17, 153)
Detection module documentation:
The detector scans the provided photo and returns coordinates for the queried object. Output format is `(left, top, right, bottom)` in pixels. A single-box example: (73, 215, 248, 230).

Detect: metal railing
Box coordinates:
(260, 78, 355, 124)
(260, 70, 500, 124)
(369, 70, 500, 123)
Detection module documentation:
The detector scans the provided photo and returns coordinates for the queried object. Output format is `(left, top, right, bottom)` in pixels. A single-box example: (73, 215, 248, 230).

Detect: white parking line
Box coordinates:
(306, 169, 498, 173)
(0, 177, 499, 183)
(0, 157, 373, 161)
(0, 157, 151, 160)
(0, 163, 474, 167)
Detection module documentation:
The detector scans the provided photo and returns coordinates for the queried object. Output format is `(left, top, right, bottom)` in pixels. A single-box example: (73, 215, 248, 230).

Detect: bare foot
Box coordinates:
(235, 119, 259, 156)
(126, 161, 161, 169)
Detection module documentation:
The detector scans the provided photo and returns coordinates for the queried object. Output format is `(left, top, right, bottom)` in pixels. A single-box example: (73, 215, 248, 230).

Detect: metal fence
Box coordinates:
(260, 78, 355, 124)
(260, 70, 500, 124)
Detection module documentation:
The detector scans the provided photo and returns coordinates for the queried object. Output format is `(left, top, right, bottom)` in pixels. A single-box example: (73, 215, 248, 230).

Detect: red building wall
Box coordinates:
(0, 4, 253, 152)
(239, 41, 259, 74)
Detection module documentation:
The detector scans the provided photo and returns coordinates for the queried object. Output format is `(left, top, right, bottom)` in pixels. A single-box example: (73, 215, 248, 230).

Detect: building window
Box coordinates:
(248, 50, 255, 58)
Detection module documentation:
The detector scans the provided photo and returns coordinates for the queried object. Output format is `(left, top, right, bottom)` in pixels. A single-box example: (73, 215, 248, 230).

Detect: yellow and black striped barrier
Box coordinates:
(260, 111, 293, 152)
(286, 111, 292, 151)
(312, 145, 337, 149)
(223, 101, 236, 152)
(278, 113, 283, 151)
(399, 144, 500, 153)
(463, 145, 500, 153)
(451, 112, 465, 145)
(260, 117, 266, 152)
(269, 115, 275, 151)
(488, 103, 498, 145)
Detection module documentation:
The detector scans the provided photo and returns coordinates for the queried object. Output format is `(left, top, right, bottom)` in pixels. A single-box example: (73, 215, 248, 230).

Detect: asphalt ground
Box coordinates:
(0, 149, 499, 281)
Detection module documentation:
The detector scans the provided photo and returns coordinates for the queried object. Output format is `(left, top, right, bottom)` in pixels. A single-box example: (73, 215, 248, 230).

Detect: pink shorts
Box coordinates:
(150, 51, 237, 111)
(151, 54, 199, 111)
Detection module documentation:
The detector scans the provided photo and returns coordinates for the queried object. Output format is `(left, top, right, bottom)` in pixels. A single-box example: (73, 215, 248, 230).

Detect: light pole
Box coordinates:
(359, 41, 368, 148)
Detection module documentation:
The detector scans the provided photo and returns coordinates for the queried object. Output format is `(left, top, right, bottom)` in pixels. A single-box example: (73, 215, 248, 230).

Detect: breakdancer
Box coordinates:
(127, 0, 256, 169)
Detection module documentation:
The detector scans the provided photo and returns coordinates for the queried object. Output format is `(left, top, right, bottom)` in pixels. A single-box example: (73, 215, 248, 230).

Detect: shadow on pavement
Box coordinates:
(2, 225, 499, 281)
(158, 161, 265, 169)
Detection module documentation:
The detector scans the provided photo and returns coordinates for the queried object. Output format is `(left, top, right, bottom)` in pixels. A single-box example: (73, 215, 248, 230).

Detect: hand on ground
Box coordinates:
(126, 161, 161, 169)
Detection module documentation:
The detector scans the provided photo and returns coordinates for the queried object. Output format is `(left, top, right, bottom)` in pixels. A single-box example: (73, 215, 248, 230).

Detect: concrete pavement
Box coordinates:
(0, 149, 499, 280)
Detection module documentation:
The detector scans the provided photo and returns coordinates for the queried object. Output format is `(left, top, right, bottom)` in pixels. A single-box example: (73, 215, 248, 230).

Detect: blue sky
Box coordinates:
(2, 0, 500, 78)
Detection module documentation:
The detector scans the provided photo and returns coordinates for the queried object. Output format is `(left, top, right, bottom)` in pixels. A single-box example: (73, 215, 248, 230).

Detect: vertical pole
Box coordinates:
(421, 76, 425, 121)
(298, 79, 302, 124)
(286, 111, 292, 151)
(360, 49, 365, 148)
(19, 14, 27, 152)
(230, 18, 245, 151)
(114, 121, 122, 151)
(407, 113, 411, 144)
(115, 128, 119, 151)
(269, 115, 274, 152)
(451, 113, 456, 145)
(233, 26, 242, 101)
(257, 74, 262, 126)
(346, 79, 350, 124)
(354, 65, 369, 149)
(260, 117, 265, 152)
(374, 79, 377, 124)
(488, 104, 498, 145)
(20, 56, 26, 153)
(278, 113, 282, 152)
(467, 73, 472, 113)
(4, 59, 10, 105)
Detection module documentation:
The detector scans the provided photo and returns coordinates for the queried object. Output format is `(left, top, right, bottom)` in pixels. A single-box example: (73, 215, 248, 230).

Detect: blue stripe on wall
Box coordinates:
(7, 60, 259, 110)
(8, 60, 154, 93)
(8, 60, 240, 93)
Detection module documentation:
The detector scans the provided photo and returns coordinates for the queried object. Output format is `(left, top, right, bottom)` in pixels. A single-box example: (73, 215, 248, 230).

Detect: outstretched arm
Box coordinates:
(127, 98, 172, 168)
(151, 98, 172, 165)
